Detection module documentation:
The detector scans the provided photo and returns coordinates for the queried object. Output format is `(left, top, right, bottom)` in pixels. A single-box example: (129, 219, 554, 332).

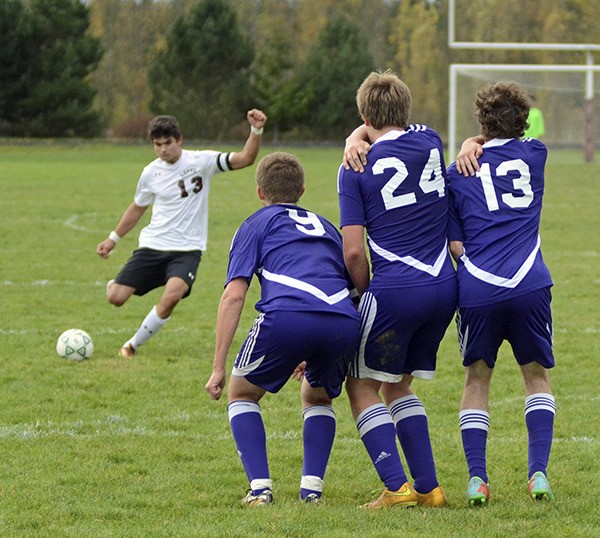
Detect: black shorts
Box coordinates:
(115, 248, 202, 297)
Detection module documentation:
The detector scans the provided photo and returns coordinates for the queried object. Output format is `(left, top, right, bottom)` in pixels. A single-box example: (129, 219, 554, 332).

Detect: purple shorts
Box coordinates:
(351, 278, 458, 382)
(456, 287, 554, 369)
(232, 310, 361, 398)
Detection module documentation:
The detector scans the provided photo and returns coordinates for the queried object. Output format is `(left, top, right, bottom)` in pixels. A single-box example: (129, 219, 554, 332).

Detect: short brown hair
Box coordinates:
(356, 70, 412, 129)
(255, 152, 304, 204)
(475, 82, 531, 140)
(147, 115, 182, 140)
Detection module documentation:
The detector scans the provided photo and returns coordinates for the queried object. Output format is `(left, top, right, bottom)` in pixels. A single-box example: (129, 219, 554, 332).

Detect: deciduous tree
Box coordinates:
(148, 0, 254, 139)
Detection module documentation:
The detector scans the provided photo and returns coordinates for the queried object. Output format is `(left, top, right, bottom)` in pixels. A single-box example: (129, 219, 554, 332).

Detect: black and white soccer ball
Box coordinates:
(56, 329, 94, 361)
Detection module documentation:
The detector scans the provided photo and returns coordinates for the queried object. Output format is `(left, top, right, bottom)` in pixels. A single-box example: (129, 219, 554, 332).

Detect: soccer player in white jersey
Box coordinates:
(447, 82, 556, 505)
(338, 70, 457, 509)
(204, 152, 360, 506)
(96, 109, 267, 357)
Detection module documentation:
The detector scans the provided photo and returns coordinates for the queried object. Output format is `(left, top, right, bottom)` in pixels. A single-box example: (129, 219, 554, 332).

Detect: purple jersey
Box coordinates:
(447, 138, 553, 307)
(226, 203, 359, 318)
(337, 125, 455, 288)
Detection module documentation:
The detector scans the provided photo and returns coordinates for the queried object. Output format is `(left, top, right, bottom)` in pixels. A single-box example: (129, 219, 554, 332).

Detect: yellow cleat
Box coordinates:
(361, 482, 418, 509)
(415, 486, 448, 507)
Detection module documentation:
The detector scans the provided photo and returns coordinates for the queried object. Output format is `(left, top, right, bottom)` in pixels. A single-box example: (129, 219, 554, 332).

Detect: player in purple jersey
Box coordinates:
(338, 70, 457, 509)
(97, 110, 266, 357)
(205, 152, 360, 506)
(447, 82, 556, 506)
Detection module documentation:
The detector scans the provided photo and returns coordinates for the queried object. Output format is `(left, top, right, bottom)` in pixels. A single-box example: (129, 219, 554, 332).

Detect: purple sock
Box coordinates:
(459, 409, 490, 484)
(357, 403, 407, 491)
(228, 400, 271, 494)
(525, 393, 556, 478)
(300, 405, 336, 499)
(389, 396, 439, 493)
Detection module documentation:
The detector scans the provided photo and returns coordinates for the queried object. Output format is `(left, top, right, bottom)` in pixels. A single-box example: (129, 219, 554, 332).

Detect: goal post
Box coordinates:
(448, 63, 600, 161)
(447, 0, 600, 161)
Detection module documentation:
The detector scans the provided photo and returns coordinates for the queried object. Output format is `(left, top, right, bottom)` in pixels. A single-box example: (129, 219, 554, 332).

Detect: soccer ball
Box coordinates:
(56, 329, 94, 361)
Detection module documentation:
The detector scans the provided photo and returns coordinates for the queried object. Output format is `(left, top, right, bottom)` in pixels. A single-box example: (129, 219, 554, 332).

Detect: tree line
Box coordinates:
(1, 0, 599, 140)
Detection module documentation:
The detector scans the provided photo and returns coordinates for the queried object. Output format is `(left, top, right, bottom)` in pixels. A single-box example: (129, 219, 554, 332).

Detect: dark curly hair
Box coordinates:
(147, 115, 182, 140)
(476, 82, 531, 140)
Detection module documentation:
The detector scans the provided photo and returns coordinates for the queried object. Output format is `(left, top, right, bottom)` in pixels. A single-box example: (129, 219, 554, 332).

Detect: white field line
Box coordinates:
(0, 417, 595, 446)
(0, 326, 195, 336)
(63, 213, 104, 233)
(2, 325, 597, 336)
(1, 280, 108, 287)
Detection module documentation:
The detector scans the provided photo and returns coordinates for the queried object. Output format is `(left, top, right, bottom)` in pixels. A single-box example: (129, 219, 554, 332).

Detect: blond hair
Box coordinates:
(356, 70, 412, 129)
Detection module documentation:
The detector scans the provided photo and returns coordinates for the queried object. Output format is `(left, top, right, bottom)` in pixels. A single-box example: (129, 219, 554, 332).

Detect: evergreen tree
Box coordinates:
(20, 0, 104, 137)
(298, 14, 374, 139)
(0, 0, 30, 134)
(148, 0, 254, 139)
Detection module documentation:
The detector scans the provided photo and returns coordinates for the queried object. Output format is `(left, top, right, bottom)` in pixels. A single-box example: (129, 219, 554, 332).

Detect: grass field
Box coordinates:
(0, 141, 598, 537)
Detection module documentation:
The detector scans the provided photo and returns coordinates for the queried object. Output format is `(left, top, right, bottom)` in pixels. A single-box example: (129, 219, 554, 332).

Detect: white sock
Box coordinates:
(129, 306, 169, 349)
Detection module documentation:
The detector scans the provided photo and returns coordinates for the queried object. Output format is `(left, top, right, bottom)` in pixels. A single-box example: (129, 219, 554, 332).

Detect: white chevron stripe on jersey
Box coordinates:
(367, 237, 449, 277)
(460, 235, 541, 288)
(260, 269, 349, 305)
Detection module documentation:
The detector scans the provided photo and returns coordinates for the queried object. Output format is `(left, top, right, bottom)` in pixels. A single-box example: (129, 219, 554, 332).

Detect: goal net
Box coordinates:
(449, 64, 600, 160)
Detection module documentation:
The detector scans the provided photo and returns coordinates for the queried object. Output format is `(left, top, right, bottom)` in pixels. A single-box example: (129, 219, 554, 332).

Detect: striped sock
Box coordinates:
(357, 403, 407, 491)
(300, 405, 336, 500)
(228, 400, 272, 495)
(459, 409, 490, 484)
(389, 395, 439, 494)
(524, 393, 556, 479)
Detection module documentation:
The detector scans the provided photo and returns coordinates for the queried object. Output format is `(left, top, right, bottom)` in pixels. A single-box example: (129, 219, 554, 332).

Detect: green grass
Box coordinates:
(0, 142, 598, 537)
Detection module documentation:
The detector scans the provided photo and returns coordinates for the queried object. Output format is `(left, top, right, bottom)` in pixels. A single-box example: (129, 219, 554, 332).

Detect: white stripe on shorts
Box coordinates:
(235, 313, 265, 370)
(351, 292, 402, 383)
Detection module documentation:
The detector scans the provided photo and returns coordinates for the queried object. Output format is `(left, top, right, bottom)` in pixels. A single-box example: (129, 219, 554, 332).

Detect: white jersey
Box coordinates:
(134, 149, 233, 251)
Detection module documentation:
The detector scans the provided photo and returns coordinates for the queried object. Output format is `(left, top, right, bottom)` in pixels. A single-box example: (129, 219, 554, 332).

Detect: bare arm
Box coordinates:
(342, 225, 370, 296)
(96, 202, 147, 259)
(342, 125, 371, 173)
(228, 109, 268, 170)
(449, 240, 464, 262)
(205, 278, 249, 401)
(455, 135, 485, 177)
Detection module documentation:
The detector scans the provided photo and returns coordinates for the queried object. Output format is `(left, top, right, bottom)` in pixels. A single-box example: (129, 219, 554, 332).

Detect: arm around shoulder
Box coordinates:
(455, 135, 485, 177)
(343, 125, 371, 173)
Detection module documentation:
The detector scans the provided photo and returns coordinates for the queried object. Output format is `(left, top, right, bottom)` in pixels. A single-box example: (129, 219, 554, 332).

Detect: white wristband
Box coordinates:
(108, 231, 121, 243)
(251, 126, 264, 135)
